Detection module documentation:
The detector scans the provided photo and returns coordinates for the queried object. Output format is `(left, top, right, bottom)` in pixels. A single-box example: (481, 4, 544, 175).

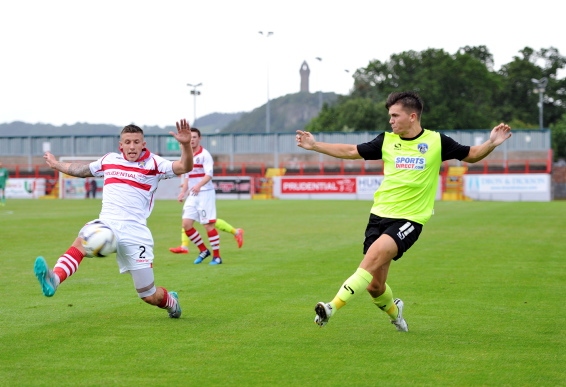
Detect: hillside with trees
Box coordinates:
(194, 112, 243, 134)
(2, 45, 565, 159)
(220, 92, 338, 134)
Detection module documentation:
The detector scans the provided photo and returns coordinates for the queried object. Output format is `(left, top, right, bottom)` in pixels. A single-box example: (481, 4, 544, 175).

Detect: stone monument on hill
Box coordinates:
(300, 61, 310, 92)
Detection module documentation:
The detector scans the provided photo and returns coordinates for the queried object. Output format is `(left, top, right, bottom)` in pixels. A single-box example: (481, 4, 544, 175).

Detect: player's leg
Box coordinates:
(314, 266, 374, 327)
(361, 236, 406, 331)
(181, 228, 189, 249)
(215, 218, 244, 248)
(169, 227, 189, 254)
(179, 195, 211, 263)
(313, 215, 384, 327)
(201, 191, 222, 265)
(119, 222, 180, 317)
(169, 198, 190, 253)
(204, 223, 222, 265)
(184, 219, 211, 263)
(371, 281, 407, 332)
(368, 262, 407, 330)
(130, 268, 181, 318)
(34, 237, 87, 297)
(0, 187, 5, 205)
(186, 225, 211, 263)
(314, 215, 399, 328)
(367, 219, 422, 331)
(214, 218, 234, 234)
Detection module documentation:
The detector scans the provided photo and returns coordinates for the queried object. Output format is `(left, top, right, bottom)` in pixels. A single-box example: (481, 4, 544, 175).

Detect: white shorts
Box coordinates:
(182, 189, 217, 224)
(98, 219, 155, 273)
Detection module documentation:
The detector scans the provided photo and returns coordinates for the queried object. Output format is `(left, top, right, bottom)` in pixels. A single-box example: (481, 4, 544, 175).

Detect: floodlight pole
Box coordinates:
(531, 77, 548, 129)
(315, 57, 323, 110)
(259, 31, 274, 133)
(187, 82, 202, 126)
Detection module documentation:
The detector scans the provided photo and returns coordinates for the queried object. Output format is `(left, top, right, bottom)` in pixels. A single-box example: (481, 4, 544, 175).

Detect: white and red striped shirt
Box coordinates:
(185, 146, 214, 191)
(89, 149, 176, 224)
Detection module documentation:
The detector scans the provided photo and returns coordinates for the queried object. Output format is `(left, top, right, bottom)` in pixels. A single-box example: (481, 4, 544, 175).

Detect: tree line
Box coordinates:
(305, 46, 566, 160)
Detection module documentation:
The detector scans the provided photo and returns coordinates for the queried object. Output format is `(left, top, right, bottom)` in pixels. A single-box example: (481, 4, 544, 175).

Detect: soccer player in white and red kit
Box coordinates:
(34, 120, 194, 318)
(175, 127, 223, 265)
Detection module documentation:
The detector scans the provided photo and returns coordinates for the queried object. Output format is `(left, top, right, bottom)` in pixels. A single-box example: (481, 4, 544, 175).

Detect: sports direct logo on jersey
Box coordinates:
(395, 157, 426, 170)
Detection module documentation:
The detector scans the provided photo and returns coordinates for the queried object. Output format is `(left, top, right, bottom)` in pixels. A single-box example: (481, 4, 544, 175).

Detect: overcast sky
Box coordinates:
(0, 0, 563, 128)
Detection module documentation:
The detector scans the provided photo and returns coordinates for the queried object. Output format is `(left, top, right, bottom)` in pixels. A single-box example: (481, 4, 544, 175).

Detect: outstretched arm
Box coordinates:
(44, 152, 93, 177)
(296, 130, 361, 160)
(463, 123, 512, 163)
(171, 119, 194, 175)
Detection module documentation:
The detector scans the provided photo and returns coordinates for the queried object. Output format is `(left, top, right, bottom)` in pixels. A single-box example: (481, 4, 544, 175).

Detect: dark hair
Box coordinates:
(121, 124, 144, 135)
(385, 91, 424, 119)
(191, 127, 201, 137)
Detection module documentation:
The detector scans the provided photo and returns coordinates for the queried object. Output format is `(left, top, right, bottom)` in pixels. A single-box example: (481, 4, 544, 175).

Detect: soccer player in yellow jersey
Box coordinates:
(296, 91, 511, 331)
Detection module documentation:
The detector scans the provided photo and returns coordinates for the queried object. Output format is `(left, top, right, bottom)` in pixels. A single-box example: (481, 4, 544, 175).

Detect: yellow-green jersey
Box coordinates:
(357, 129, 470, 225)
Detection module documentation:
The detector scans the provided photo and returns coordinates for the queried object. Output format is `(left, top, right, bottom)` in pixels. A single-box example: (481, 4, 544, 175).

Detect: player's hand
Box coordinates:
(189, 186, 201, 196)
(489, 123, 512, 146)
(43, 152, 57, 169)
(296, 130, 316, 150)
(171, 119, 191, 145)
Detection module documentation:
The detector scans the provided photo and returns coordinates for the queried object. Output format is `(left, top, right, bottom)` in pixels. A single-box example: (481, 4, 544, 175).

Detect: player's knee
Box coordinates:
(71, 237, 87, 255)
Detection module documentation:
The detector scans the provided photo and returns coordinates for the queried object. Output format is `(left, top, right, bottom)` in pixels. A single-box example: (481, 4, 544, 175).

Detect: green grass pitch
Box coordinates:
(0, 199, 564, 386)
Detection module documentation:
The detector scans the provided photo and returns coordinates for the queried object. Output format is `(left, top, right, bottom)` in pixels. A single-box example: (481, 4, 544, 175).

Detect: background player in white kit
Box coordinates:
(34, 120, 194, 318)
(175, 127, 223, 265)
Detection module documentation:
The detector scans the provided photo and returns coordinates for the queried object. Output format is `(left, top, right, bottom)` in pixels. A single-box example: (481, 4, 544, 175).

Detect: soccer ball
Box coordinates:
(79, 221, 117, 257)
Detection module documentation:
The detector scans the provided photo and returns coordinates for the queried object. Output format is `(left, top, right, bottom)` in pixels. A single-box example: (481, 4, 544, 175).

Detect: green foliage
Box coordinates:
(550, 113, 566, 160)
(322, 45, 566, 132)
(506, 119, 539, 130)
(470, 46, 566, 128)
(342, 48, 503, 130)
(422, 51, 500, 130)
(458, 45, 495, 69)
(0, 199, 565, 386)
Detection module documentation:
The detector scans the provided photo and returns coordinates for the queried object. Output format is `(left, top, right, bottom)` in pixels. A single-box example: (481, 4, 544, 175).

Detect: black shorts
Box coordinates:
(363, 214, 423, 260)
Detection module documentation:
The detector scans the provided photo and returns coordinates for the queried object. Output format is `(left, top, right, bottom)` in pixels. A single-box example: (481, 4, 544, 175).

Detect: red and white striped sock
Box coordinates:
(53, 246, 85, 283)
(186, 228, 207, 253)
(157, 288, 177, 310)
(207, 229, 220, 258)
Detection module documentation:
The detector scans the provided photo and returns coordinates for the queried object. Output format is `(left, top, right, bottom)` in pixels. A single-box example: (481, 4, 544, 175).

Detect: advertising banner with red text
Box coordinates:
(274, 176, 360, 200)
(273, 175, 443, 200)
